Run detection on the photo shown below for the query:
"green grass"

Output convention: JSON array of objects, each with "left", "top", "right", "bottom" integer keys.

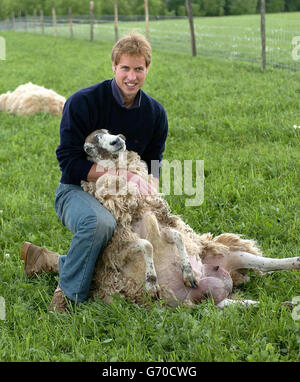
[
  {"left": 9, "top": 12, "right": 300, "bottom": 70},
  {"left": 0, "top": 30, "right": 300, "bottom": 362}
]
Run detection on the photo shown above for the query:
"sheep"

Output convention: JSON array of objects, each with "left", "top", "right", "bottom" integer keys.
[
  {"left": 82, "top": 129, "right": 300, "bottom": 308},
  {"left": 0, "top": 82, "right": 65, "bottom": 116},
  {"left": 82, "top": 129, "right": 198, "bottom": 301}
]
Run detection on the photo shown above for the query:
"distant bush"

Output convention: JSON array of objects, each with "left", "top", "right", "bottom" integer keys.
[
  {"left": 284, "top": 0, "right": 300, "bottom": 11},
  {"left": 0, "top": 0, "right": 299, "bottom": 20},
  {"left": 202, "top": 0, "right": 226, "bottom": 16},
  {"left": 225, "top": 0, "right": 258, "bottom": 15},
  {"left": 266, "top": 0, "right": 285, "bottom": 13}
]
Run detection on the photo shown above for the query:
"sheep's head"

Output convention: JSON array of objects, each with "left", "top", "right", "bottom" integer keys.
[{"left": 84, "top": 129, "right": 126, "bottom": 161}]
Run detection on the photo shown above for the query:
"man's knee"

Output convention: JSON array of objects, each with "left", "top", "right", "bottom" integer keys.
[
  {"left": 79, "top": 209, "right": 116, "bottom": 239},
  {"left": 96, "top": 210, "right": 117, "bottom": 238}
]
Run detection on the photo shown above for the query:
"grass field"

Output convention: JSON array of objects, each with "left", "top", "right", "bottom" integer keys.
[
  {"left": 4, "top": 12, "right": 300, "bottom": 70},
  {"left": 0, "top": 28, "right": 300, "bottom": 362}
]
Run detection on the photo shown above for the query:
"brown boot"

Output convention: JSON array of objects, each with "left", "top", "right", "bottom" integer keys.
[
  {"left": 48, "top": 286, "right": 69, "bottom": 313},
  {"left": 20, "top": 242, "right": 59, "bottom": 277}
]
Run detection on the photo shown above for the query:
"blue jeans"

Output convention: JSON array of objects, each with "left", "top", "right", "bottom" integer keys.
[{"left": 54, "top": 183, "right": 116, "bottom": 302}]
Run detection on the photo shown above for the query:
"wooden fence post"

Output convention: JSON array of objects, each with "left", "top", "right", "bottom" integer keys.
[
  {"left": 12, "top": 13, "right": 15, "bottom": 30},
  {"left": 69, "top": 7, "right": 73, "bottom": 38},
  {"left": 33, "top": 8, "right": 37, "bottom": 30},
  {"left": 144, "top": 0, "right": 150, "bottom": 41},
  {"left": 185, "top": 0, "right": 196, "bottom": 56},
  {"left": 114, "top": 0, "right": 119, "bottom": 43},
  {"left": 52, "top": 8, "right": 57, "bottom": 37},
  {"left": 25, "top": 11, "right": 28, "bottom": 31},
  {"left": 260, "top": 0, "right": 266, "bottom": 71},
  {"left": 40, "top": 10, "right": 44, "bottom": 34},
  {"left": 18, "top": 10, "right": 21, "bottom": 30},
  {"left": 90, "top": 1, "right": 94, "bottom": 41}
]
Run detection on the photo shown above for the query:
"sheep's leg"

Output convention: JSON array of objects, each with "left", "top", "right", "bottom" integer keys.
[
  {"left": 225, "top": 251, "right": 300, "bottom": 273},
  {"left": 161, "top": 228, "right": 198, "bottom": 289},
  {"left": 203, "top": 250, "right": 300, "bottom": 273},
  {"left": 130, "top": 238, "right": 160, "bottom": 299},
  {"left": 216, "top": 298, "right": 258, "bottom": 309}
]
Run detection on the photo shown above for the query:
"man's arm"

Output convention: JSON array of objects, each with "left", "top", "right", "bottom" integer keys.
[
  {"left": 56, "top": 94, "right": 95, "bottom": 185},
  {"left": 87, "top": 163, "right": 107, "bottom": 182}
]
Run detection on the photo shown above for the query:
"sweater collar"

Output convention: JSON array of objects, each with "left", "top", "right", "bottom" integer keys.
[{"left": 111, "top": 78, "right": 141, "bottom": 109}]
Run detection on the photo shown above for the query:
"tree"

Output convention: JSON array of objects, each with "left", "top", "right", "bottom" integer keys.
[
  {"left": 0, "top": 0, "right": 42, "bottom": 18},
  {"left": 202, "top": 0, "right": 225, "bottom": 16},
  {"left": 285, "top": 0, "right": 300, "bottom": 11},
  {"left": 1, "top": 0, "right": 299, "bottom": 20},
  {"left": 148, "top": 0, "right": 169, "bottom": 15},
  {"left": 102, "top": 0, "right": 136, "bottom": 15},
  {"left": 191, "top": 3, "right": 203, "bottom": 16},
  {"left": 226, "top": 0, "right": 258, "bottom": 15},
  {"left": 166, "top": 0, "right": 185, "bottom": 15},
  {"left": 0, "top": 0, "right": 10, "bottom": 19},
  {"left": 266, "top": 0, "right": 285, "bottom": 12}
]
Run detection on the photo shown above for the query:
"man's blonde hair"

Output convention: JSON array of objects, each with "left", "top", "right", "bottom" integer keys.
[{"left": 111, "top": 32, "right": 152, "bottom": 68}]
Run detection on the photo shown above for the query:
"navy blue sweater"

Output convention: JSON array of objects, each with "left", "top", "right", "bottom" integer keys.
[{"left": 56, "top": 79, "right": 168, "bottom": 185}]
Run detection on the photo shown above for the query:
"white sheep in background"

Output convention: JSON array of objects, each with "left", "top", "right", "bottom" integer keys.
[{"left": 0, "top": 82, "right": 65, "bottom": 116}]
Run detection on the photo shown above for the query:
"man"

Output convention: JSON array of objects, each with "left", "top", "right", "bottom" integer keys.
[{"left": 20, "top": 33, "right": 168, "bottom": 313}]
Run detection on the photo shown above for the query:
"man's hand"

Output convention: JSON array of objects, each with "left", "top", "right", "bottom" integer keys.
[
  {"left": 123, "top": 170, "right": 158, "bottom": 196},
  {"left": 87, "top": 163, "right": 117, "bottom": 182},
  {"left": 87, "top": 164, "right": 158, "bottom": 196}
]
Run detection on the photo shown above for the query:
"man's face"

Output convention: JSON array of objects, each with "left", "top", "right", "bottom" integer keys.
[{"left": 112, "top": 54, "right": 149, "bottom": 103}]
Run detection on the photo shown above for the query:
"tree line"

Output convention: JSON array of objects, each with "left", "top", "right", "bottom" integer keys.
[{"left": 0, "top": 0, "right": 299, "bottom": 19}]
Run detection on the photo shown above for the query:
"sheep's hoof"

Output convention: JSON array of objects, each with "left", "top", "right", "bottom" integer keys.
[
  {"left": 145, "top": 276, "right": 161, "bottom": 300},
  {"left": 184, "top": 278, "right": 198, "bottom": 289},
  {"left": 152, "top": 287, "right": 161, "bottom": 300},
  {"left": 183, "top": 268, "right": 198, "bottom": 289}
]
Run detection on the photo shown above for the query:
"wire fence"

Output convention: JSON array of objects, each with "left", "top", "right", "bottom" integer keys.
[{"left": 0, "top": 13, "right": 299, "bottom": 71}]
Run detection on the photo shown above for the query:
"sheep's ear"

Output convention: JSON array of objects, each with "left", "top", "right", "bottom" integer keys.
[
  {"left": 118, "top": 134, "right": 126, "bottom": 141},
  {"left": 84, "top": 142, "right": 97, "bottom": 158}
]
